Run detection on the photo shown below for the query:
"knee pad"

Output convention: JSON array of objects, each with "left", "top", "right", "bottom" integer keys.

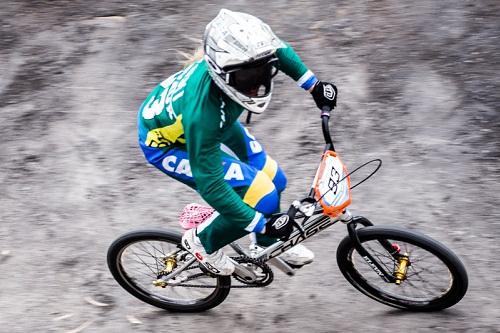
[
  {"left": 254, "top": 188, "right": 280, "bottom": 216},
  {"left": 243, "top": 171, "right": 280, "bottom": 216},
  {"left": 273, "top": 167, "right": 287, "bottom": 193},
  {"left": 260, "top": 156, "right": 287, "bottom": 193}
]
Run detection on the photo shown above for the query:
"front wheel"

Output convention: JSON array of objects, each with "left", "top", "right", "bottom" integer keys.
[
  {"left": 336, "top": 225, "right": 468, "bottom": 311},
  {"left": 107, "top": 229, "right": 231, "bottom": 312}
]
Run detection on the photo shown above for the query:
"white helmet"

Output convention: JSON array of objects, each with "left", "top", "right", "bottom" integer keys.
[{"left": 203, "top": 9, "right": 284, "bottom": 114}]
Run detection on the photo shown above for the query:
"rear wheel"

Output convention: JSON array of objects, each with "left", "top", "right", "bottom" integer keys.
[
  {"left": 107, "top": 229, "right": 231, "bottom": 312},
  {"left": 336, "top": 225, "right": 468, "bottom": 311}
]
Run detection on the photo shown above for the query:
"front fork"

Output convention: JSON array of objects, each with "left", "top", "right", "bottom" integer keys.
[{"left": 345, "top": 213, "right": 408, "bottom": 284}]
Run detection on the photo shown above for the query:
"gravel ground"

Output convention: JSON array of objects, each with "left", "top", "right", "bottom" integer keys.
[{"left": 1, "top": 1, "right": 499, "bottom": 332}]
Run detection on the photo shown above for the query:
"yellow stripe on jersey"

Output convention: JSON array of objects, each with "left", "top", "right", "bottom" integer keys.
[
  {"left": 261, "top": 156, "right": 278, "bottom": 181},
  {"left": 243, "top": 171, "right": 275, "bottom": 208},
  {"left": 145, "top": 115, "right": 186, "bottom": 148}
]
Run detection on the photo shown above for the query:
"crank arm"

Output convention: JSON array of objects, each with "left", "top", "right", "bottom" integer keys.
[
  {"left": 268, "top": 257, "right": 295, "bottom": 276},
  {"left": 230, "top": 259, "right": 258, "bottom": 282}
]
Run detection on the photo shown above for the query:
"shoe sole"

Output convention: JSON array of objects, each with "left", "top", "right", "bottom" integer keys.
[{"left": 285, "top": 259, "right": 314, "bottom": 269}]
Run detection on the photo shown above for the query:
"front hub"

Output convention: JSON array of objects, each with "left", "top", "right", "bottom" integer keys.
[{"left": 394, "top": 253, "right": 410, "bottom": 285}]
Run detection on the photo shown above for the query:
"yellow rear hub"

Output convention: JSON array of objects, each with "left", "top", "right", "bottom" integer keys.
[
  {"left": 163, "top": 256, "right": 177, "bottom": 274},
  {"left": 153, "top": 256, "right": 178, "bottom": 288},
  {"left": 153, "top": 279, "right": 167, "bottom": 288}
]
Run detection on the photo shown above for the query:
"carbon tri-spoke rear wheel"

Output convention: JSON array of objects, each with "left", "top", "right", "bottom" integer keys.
[
  {"left": 107, "top": 229, "right": 231, "bottom": 312},
  {"left": 336, "top": 225, "right": 468, "bottom": 311}
]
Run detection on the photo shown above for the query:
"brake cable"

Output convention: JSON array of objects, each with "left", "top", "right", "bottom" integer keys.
[{"left": 314, "top": 158, "right": 382, "bottom": 205}]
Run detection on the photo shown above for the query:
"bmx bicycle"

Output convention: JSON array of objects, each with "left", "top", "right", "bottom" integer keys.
[{"left": 107, "top": 108, "right": 468, "bottom": 312}]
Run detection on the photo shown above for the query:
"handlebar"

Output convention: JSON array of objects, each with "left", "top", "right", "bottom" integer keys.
[
  {"left": 282, "top": 106, "right": 337, "bottom": 239},
  {"left": 321, "top": 106, "right": 335, "bottom": 152}
]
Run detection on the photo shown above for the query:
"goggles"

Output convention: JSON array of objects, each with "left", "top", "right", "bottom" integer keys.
[{"left": 224, "top": 56, "right": 279, "bottom": 97}]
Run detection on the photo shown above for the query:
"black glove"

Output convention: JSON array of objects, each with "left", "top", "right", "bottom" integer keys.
[
  {"left": 263, "top": 213, "right": 294, "bottom": 240},
  {"left": 311, "top": 81, "right": 338, "bottom": 110}
]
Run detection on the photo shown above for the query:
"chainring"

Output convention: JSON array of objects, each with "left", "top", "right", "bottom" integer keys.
[{"left": 232, "top": 256, "right": 274, "bottom": 287}]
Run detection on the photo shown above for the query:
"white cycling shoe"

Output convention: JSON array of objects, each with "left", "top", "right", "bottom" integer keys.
[
  {"left": 181, "top": 228, "right": 235, "bottom": 276},
  {"left": 250, "top": 243, "right": 315, "bottom": 267}
]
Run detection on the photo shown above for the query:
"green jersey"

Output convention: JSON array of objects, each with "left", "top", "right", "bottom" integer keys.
[{"left": 138, "top": 42, "right": 316, "bottom": 228}]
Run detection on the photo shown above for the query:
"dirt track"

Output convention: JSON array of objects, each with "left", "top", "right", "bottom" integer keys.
[{"left": 1, "top": 1, "right": 499, "bottom": 332}]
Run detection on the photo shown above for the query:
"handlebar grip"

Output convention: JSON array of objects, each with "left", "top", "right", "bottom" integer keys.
[{"left": 321, "top": 106, "right": 331, "bottom": 117}]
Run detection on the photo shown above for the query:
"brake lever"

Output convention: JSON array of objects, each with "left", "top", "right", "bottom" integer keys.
[
  {"left": 290, "top": 200, "right": 306, "bottom": 238},
  {"left": 293, "top": 220, "right": 306, "bottom": 237}
]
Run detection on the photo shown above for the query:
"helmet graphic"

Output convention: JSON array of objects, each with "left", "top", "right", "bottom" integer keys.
[{"left": 203, "top": 9, "right": 284, "bottom": 113}]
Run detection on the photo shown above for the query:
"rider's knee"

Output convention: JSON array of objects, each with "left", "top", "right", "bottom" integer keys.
[
  {"left": 260, "top": 156, "right": 287, "bottom": 193},
  {"left": 254, "top": 188, "right": 279, "bottom": 216},
  {"left": 273, "top": 167, "right": 287, "bottom": 193},
  {"left": 243, "top": 171, "right": 280, "bottom": 215}
]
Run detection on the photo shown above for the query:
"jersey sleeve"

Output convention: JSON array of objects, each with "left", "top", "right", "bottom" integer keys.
[
  {"left": 182, "top": 85, "right": 258, "bottom": 228},
  {"left": 275, "top": 42, "right": 318, "bottom": 90}
]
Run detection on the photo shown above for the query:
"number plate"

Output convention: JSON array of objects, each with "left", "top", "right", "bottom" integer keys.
[{"left": 312, "top": 151, "right": 352, "bottom": 217}]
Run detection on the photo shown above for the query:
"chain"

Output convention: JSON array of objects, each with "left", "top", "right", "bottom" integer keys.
[
  {"left": 167, "top": 256, "right": 273, "bottom": 289},
  {"left": 231, "top": 255, "right": 274, "bottom": 287}
]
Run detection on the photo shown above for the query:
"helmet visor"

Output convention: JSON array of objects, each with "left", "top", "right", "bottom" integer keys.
[{"left": 226, "top": 57, "right": 278, "bottom": 97}]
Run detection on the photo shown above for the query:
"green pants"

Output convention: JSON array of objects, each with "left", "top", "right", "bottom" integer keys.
[{"left": 143, "top": 121, "right": 287, "bottom": 253}]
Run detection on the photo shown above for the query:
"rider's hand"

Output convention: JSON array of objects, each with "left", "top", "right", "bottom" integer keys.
[
  {"left": 262, "top": 213, "right": 293, "bottom": 240},
  {"left": 311, "top": 81, "right": 337, "bottom": 110}
]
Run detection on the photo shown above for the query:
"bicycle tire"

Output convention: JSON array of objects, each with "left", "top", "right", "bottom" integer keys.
[
  {"left": 336, "top": 225, "right": 468, "bottom": 311},
  {"left": 107, "top": 229, "right": 231, "bottom": 312}
]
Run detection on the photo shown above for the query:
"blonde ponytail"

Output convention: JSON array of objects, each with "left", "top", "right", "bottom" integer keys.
[{"left": 177, "top": 47, "right": 204, "bottom": 67}]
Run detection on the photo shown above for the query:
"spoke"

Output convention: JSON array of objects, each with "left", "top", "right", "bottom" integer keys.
[
  {"left": 409, "top": 262, "right": 445, "bottom": 275},
  {"left": 364, "top": 243, "right": 394, "bottom": 273},
  {"left": 370, "top": 247, "right": 396, "bottom": 261},
  {"left": 369, "top": 248, "right": 395, "bottom": 267},
  {"left": 127, "top": 250, "right": 160, "bottom": 276},
  {"left": 407, "top": 247, "right": 436, "bottom": 262},
  {"left": 161, "top": 242, "right": 168, "bottom": 259},
  {"left": 407, "top": 267, "right": 448, "bottom": 290},
  {"left": 413, "top": 281, "right": 442, "bottom": 297},
  {"left": 147, "top": 241, "right": 168, "bottom": 257},
  {"left": 117, "top": 238, "right": 226, "bottom": 306},
  {"left": 398, "top": 283, "right": 412, "bottom": 297},
  {"left": 407, "top": 266, "right": 444, "bottom": 277},
  {"left": 351, "top": 238, "right": 455, "bottom": 303},
  {"left": 167, "top": 284, "right": 185, "bottom": 300},
  {"left": 406, "top": 273, "right": 444, "bottom": 295},
  {"left": 135, "top": 243, "right": 165, "bottom": 268},
  {"left": 126, "top": 252, "right": 163, "bottom": 259},
  {"left": 150, "top": 242, "right": 159, "bottom": 273},
  {"left": 124, "top": 256, "right": 160, "bottom": 269},
  {"left": 403, "top": 243, "right": 409, "bottom": 254},
  {"left": 410, "top": 253, "right": 437, "bottom": 264},
  {"left": 403, "top": 279, "right": 432, "bottom": 298},
  {"left": 136, "top": 242, "right": 159, "bottom": 259},
  {"left": 127, "top": 266, "right": 158, "bottom": 279}
]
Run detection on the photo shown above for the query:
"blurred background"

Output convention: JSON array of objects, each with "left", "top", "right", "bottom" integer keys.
[{"left": 1, "top": 1, "right": 499, "bottom": 332}]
